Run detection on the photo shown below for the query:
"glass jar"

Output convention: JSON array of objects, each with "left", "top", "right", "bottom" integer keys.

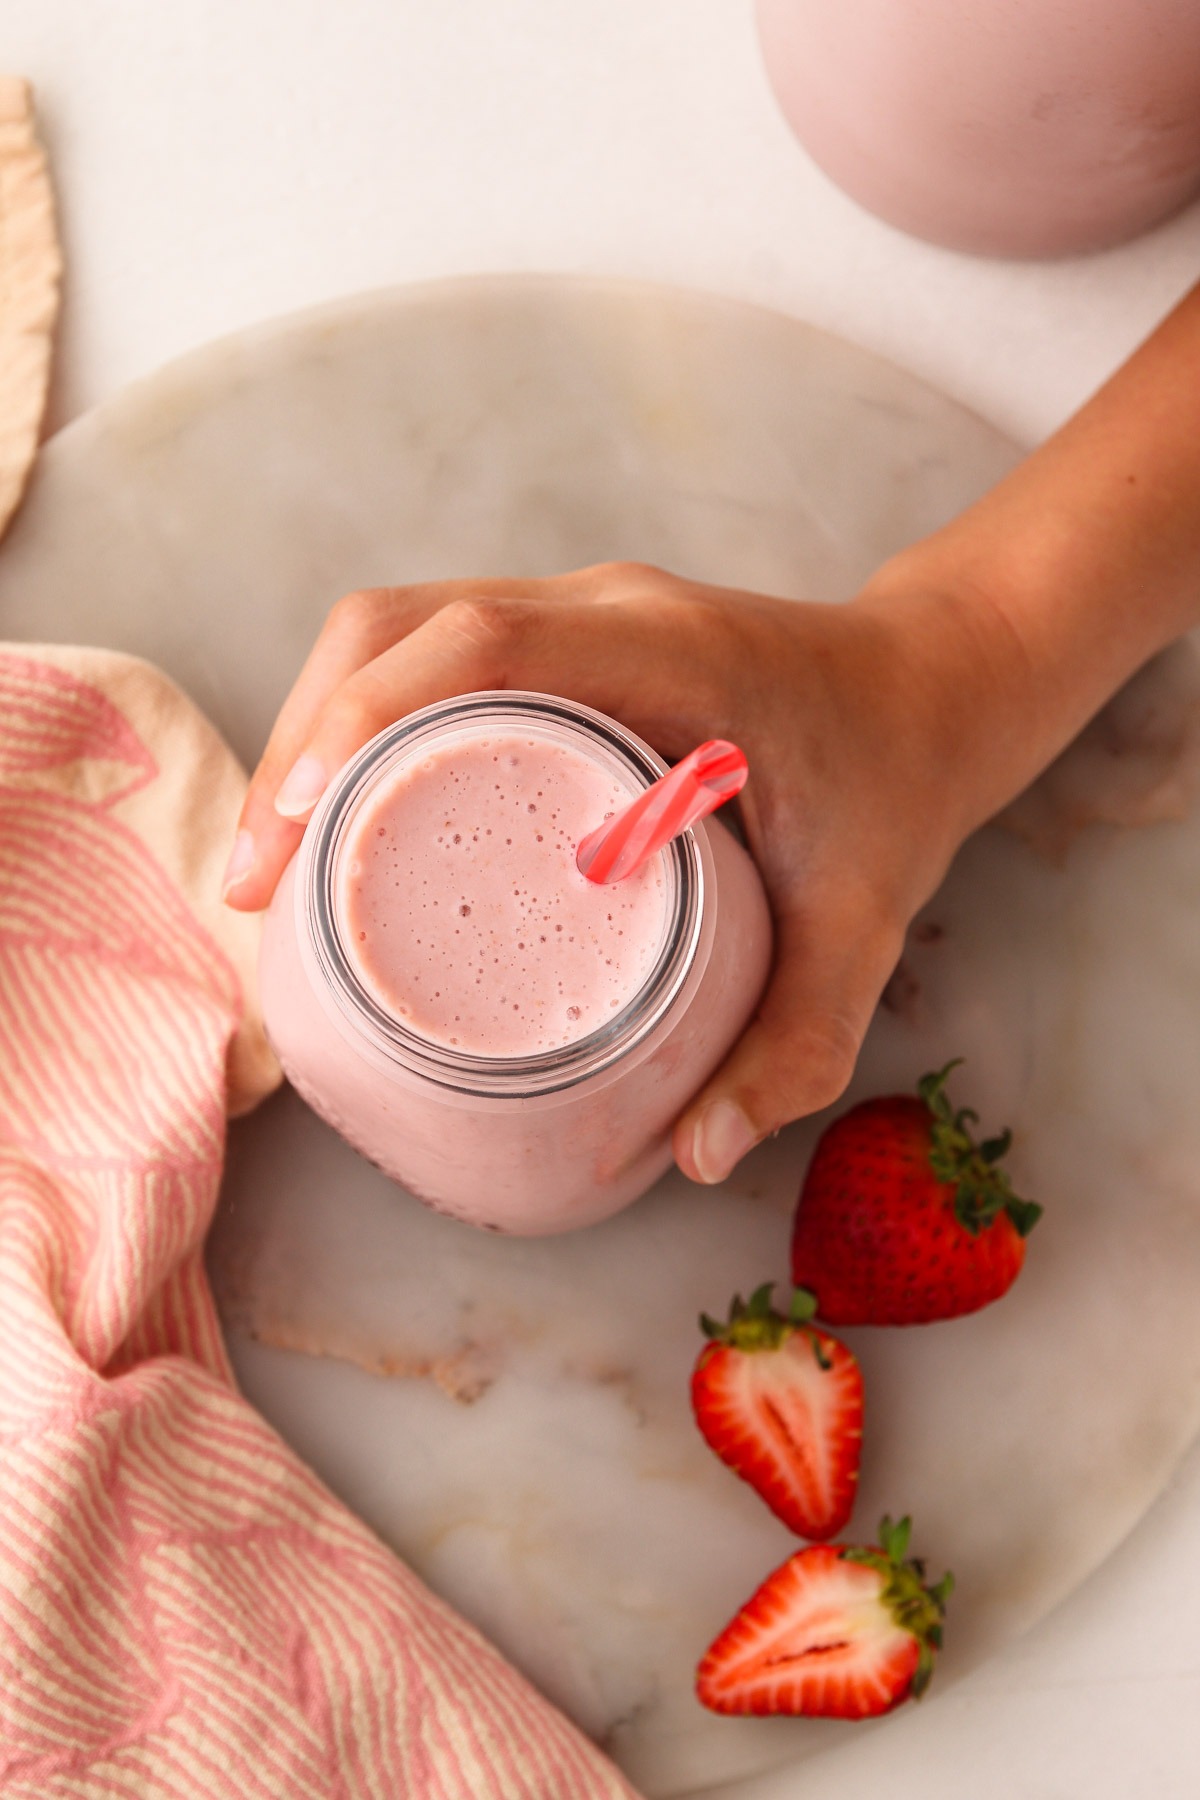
[
  {"left": 259, "top": 692, "right": 773, "bottom": 1234},
  {"left": 756, "top": 0, "right": 1200, "bottom": 257}
]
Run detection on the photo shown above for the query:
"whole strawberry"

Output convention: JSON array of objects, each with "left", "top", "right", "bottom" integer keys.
[
  {"left": 791, "top": 1061, "right": 1042, "bottom": 1326},
  {"left": 691, "top": 1284, "right": 863, "bottom": 1540},
  {"left": 697, "top": 1514, "right": 952, "bottom": 1718}
]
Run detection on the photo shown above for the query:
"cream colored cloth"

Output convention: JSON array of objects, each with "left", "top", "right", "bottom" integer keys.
[
  {"left": 0, "top": 84, "right": 642, "bottom": 1800},
  {"left": 0, "top": 77, "right": 60, "bottom": 535}
]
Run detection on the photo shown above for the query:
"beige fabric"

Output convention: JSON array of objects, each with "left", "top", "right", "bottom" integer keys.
[
  {"left": 0, "top": 641, "right": 637, "bottom": 1799},
  {"left": 0, "top": 81, "right": 275, "bottom": 1112},
  {"left": 0, "top": 100, "right": 642, "bottom": 1798},
  {"left": 12, "top": 640, "right": 283, "bottom": 1114},
  {"left": 0, "top": 77, "right": 61, "bottom": 537}
]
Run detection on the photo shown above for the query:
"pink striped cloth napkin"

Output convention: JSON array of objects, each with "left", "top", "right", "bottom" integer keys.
[{"left": 0, "top": 644, "right": 642, "bottom": 1800}]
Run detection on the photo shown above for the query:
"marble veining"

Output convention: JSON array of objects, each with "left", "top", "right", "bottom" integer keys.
[
  {"left": 2, "top": 278, "right": 1199, "bottom": 1799},
  {"left": 998, "top": 637, "right": 1200, "bottom": 860}
]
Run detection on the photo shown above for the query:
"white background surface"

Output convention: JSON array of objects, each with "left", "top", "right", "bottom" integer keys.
[{"left": 3, "top": 2, "right": 1199, "bottom": 1794}]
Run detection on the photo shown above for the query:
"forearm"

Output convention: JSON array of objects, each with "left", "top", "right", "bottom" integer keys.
[{"left": 863, "top": 280, "right": 1200, "bottom": 834}]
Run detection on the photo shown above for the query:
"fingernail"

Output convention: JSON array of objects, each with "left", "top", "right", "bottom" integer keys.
[
  {"left": 275, "top": 753, "right": 328, "bottom": 820},
  {"left": 221, "top": 829, "right": 256, "bottom": 899},
  {"left": 690, "top": 1100, "right": 757, "bottom": 1185}
]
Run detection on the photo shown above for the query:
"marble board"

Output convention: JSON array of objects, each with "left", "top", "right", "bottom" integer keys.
[{"left": 2, "top": 277, "right": 1200, "bottom": 1799}]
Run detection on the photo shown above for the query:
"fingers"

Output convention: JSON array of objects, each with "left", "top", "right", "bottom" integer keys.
[
  {"left": 223, "top": 577, "right": 586, "bottom": 912},
  {"left": 672, "top": 903, "right": 904, "bottom": 1184},
  {"left": 225, "top": 574, "right": 721, "bottom": 910},
  {"left": 271, "top": 595, "right": 572, "bottom": 803},
  {"left": 224, "top": 585, "right": 445, "bottom": 909},
  {"left": 257, "top": 579, "right": 560, "bottom": 789},
  {"left": 274, "top": 587, "right": 715, "bottom": 799}
]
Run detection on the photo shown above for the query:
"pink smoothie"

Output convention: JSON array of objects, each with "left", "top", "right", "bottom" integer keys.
[
  {"left": 756, "top": 0, "right": 1200, "bottom": 257},
  {"left": 339, "top": 733, "right": 669, "bottom": 1057},
  {"left": 259, "top": 695, "right": 774, "bottom": 1234}
]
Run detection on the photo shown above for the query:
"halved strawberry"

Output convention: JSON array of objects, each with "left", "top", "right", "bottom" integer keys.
[
  {"left": 697, "top": 1515, "right": 952, "bottom": 1718},
  {"left": 690, "top": 1284, "right": 863, "bottom": 1540}
]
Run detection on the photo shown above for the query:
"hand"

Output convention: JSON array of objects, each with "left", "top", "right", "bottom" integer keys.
[
  {"left": 227, "top": 284, "right": 1200, "bottom": 1181},
  {"left": 224, "top": 562, "right": 1025, "bottom": 1182}
]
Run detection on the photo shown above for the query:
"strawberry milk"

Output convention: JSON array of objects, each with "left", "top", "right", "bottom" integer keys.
[
  {"left": 259, "top": 693, "right": 772, "bottom": 1233},
  {"left": 342, "top": 732, "right": 670, "bottom": 1057}
]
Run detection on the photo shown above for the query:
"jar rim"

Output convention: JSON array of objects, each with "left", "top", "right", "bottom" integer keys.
[{"left": 298, "top": 691, "right": 705, "bottom": 1098}]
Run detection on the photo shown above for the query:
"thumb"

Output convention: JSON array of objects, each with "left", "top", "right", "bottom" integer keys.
[{"left": 672, "top": 907, "right": 903, "bottom": 1184}]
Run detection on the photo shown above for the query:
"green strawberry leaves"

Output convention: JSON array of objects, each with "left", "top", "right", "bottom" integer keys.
[
  {"left": 918, "top": 1060, "right": 1043, "bottom": 1240},
  {"left": 700, "top": 1283, "right": 832, "bottom": 1368},
  {"left": 843, "top": 1515, "right": 955, "bottom": 1699}
]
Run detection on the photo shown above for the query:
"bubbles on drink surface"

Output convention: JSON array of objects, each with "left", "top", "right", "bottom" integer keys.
[{"left": 341, "top": 734, "right": 668, "bottom": 1054}]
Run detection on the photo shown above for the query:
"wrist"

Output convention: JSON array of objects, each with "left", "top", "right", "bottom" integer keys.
[{"left": 851, "top": 559, "right": 1051, "bottom": 848}]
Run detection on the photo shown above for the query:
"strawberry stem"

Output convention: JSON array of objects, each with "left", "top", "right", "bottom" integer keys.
[
  {"left": 843, "top": 1515, "right": 953, "bottom": 1700},
  {"left": 788, "top": 1288, "right": 819, "bottom": 1326},
  {"left": 699, "top": 1284, "right": 836, "bottom": 1368},
  {"left": 917, "top": 1062, "right": 1042, "bottom": 1239}
]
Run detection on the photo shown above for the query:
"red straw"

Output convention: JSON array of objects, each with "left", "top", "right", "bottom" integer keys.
[{"left": 576, "top": 740, "right": 749, "bottom": 885}]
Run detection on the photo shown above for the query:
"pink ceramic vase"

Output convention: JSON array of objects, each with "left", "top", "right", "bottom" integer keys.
[{"left": 756, "top": 0, "right": 1200, "bottom": 257}]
